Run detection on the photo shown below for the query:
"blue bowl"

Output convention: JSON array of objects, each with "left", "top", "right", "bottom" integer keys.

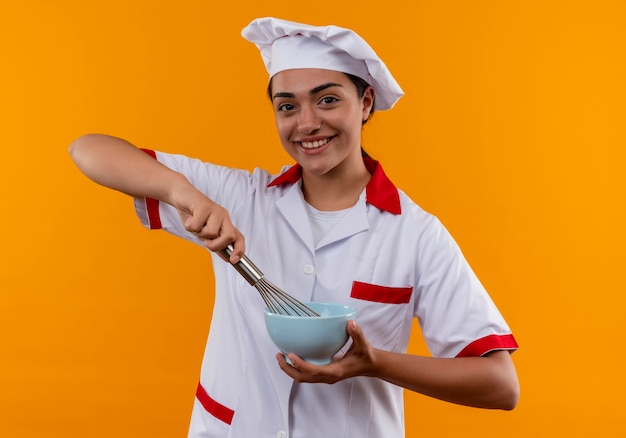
[{"left": 264, "top": 302, "right": 356, "bottom": 365}]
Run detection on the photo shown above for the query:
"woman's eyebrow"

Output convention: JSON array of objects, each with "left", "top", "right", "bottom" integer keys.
[
  {"left": 310, "top": 82, "right": 343, "bottom": 95},
  {"left": 273, "top": 92, "right": 295, "bottom": 100},
  {"left": 272, "top": 83, "right": 344, "bottom": 101}
]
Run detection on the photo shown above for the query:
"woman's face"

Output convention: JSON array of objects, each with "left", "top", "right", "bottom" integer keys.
[{"left": 270, "top": 69, "right": 374, "bottom": 178}]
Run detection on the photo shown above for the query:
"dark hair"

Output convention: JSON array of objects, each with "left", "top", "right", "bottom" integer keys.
[
  {"left": 267, "top": 72, "right": 375, "bottom": 158},
  {"left": 344, "top": 73, "right": 376, "bottom": 125}
]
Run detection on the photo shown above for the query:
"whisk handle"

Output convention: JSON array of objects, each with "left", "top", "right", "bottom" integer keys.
[{"left": 219, "top": 244, "right": 264, "bottom": 286}]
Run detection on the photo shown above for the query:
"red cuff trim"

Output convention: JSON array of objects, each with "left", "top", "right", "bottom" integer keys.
[
  {"left": 456, "top": 334, "right": 519, "bottom": 358},
  {"left": 196, "top": 382, "right": 234, "bottom": 425},
  {"left": 139, "top": 149, "right": 162, "bottom": 230}
]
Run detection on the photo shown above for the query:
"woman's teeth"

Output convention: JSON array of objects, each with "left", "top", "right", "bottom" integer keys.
[{"left": 301, "top": 137, "right": 330, "bottom": 149}]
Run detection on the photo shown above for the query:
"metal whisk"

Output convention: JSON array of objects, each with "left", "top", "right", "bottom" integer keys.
[{"left": 219, "top": 244, "right": 320, "bottom": 317}]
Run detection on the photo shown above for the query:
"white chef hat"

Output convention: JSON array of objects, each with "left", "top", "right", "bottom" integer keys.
[{"left": 241, "top": 17, "right": 404, "bottom": 110}]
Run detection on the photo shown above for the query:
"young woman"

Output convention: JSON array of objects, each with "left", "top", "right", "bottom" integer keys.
[{"left": 70, "top": 17, "right": 519, "bottom": 438}]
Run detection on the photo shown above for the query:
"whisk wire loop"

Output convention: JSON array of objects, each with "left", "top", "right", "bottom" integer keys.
[{"left": 219, "top": 245, "right": 320, "bottom": 317}]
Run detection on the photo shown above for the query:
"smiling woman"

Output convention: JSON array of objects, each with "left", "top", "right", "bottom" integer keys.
[
  {"left": 269, "top": 69, "right": 374, "bottom": 199},
  {"left": 3, "top": 1, "right": 626, "bottom": 436},
  {"left": 68, "top": 16, "right": 518, "bottom": 438}
]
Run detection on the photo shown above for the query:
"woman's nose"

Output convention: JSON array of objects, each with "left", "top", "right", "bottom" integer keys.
[{"left": 297, "top": 106, "right": 321, "bottom": 134}]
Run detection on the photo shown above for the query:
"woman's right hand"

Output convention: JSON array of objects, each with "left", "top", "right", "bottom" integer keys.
[{"left": 173, "top": 186, "right": 245, "bottom": 263}]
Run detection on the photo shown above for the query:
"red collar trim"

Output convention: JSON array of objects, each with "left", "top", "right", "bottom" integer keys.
[{"left": 268, "top": 158, "right": 401, "bottom": 214}]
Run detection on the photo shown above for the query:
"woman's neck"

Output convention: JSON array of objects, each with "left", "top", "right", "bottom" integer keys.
[{"left": 301, "top": 158, "right": 371, "bottom": 211}]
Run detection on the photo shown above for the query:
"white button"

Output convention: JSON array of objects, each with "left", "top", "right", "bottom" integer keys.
[
  {"left": 276, "top": 431, "right": 287, "bottom": 438},
  {"left": 303, "top": 264, "right": 315, "bottom": 275}
]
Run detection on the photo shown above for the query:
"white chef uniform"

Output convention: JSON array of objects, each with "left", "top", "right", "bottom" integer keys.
[{"left": 134, "top": 152, "right": 518, "bottom": 437}]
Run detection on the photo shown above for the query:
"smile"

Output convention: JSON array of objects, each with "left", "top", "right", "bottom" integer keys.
[{"left": 299, "top": 136, "right": 334, "bottom": 149}]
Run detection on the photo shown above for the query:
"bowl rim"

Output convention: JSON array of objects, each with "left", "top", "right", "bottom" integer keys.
[{"left": 264, "top": 302, "right": 356, "bottom": 319}]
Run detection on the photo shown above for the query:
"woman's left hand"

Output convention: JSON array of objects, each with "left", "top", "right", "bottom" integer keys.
[{"left": 275, "top": 320, "right": 376, "bottom": 384}]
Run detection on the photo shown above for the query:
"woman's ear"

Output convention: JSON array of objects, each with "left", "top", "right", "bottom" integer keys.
[{"left": 362, "top": 86, "right": 375, "bottom": 122}]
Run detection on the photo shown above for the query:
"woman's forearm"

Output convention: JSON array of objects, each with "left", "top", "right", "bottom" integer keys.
[
  {"left": 69, "top": 133, "right": 246, "bottom": 257},
  {"left": 68, "top": 133, "right": 188, "bottom": 203},
  {"left": 371, "top": 349, "right": 519, "bottom": 410}
]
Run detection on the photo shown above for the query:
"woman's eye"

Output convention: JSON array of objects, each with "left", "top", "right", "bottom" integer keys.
[
  {"left": 320, "top": 96, "right": 338, "bottom": 105},
  {"left": 277, "top": 103, "right": 296, "bottom": 112}
]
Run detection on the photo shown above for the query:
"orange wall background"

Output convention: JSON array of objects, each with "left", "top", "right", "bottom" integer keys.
[{"left": 1, "top": 1, "right": 625, "bottom": 436}]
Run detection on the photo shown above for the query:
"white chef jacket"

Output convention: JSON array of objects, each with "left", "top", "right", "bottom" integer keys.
[{"left": 135, "top": 151, "right": 518, "bottom": 438}]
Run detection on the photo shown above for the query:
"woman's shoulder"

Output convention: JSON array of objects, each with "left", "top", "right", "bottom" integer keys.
[{"left": 396, "top": 189, "right": 438, "bottom": 222}]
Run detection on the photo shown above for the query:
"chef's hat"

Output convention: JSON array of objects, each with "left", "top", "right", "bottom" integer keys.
[{"left": 241, "top": 17, "right": 404, "bottom": 110}]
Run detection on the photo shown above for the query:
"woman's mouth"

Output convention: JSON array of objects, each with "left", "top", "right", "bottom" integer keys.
[{"left": 299, "top": 136, "right": 334, "bottom": 149}]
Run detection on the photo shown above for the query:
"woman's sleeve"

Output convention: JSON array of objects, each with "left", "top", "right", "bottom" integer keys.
[
  {"left": 414, "top": 218, "right": 519, "bottom": 358},
  {"left": 133, "top": 150, "right": 262, "bottom": 246}
]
